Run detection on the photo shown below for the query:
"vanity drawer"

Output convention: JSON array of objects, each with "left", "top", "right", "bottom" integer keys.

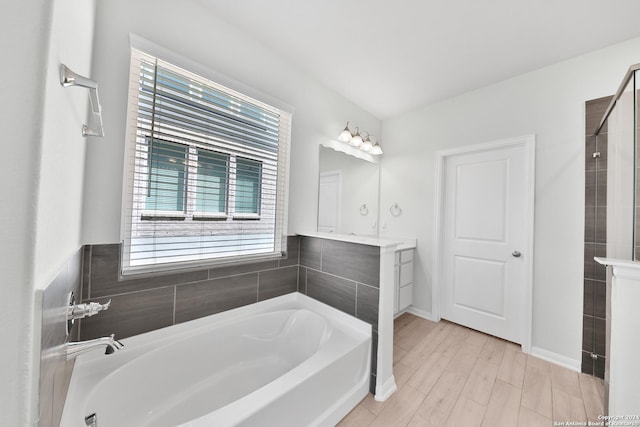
[{"left": 400, "top": 249, "right": 414, "bottom": 263}]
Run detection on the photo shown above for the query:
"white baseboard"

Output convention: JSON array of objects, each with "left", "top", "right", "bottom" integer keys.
[
  {"left": 530, "top": 346, "right": 581, "bottom": 372},
  {"left": 406, "top": 306, "right": 437, "bottom": 322},
  {"left": 374, "top": 376, "right": 398, "bottom": 402}
]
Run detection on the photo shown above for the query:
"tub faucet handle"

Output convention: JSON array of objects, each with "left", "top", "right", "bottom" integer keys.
[{"left": 68, "top": 299, "right": 111, "bottom": 321}]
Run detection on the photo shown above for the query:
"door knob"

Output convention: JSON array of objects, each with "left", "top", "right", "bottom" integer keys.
[{"left": 512, "top": 251, "right": 522, "bottom": 258}]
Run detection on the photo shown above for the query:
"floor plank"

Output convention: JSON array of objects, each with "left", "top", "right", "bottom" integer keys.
[
  {"left": 521, "top": 360, "right": 553, "bottom": 419},
  {"left": 415, "top": 370, "right": 467, "bottom": 427},
  {"left": 482, "top": 380, "right": 522, "bottom": 427},
  {"left": 517, "top": 406, "right": 553, "bottom": 427},
  {"left": 497, "top": 348, "right": 527, "bottom": 387}
]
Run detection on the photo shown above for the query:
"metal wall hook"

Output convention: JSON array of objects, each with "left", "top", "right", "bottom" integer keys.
[
  {"left": 60, "top": 64, "right": 105, "bottom": 137},
  {"left": 390, "top": 203, "right": 402, "bottom": 217}
]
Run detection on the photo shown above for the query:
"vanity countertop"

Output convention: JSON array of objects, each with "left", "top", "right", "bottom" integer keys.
[{"left": 296, "top": 231, "right": 416, "bottom": 251}]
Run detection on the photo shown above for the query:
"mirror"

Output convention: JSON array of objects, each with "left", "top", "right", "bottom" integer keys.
[{"left": 317, "top": 145, "right": 380, "bottom": 236}]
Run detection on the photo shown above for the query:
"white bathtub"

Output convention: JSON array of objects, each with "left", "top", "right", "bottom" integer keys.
[{"left": 60, "top": 293, "right": 371, "bottom": 427}]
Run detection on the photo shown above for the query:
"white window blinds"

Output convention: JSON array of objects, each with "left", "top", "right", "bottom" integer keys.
[{"left": 121, "top": 48, "right": 291, "bottom": 274}]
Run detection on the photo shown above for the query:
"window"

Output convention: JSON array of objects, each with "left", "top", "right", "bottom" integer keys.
[
  {"left": 121, "top": 47, "right": 292, "bottom": 273},
  {"left": 235, "top": 157, "right": 261, "bottom": 215}
]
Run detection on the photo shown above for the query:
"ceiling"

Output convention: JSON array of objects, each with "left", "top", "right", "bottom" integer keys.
[{"left": 201, "top": 0, "right": 640, "bottom": 119}]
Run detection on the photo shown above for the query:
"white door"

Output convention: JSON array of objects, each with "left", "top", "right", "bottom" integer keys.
[
  {"left": 318, "top": 170, "right": 341, "bottom": 233},
  {"left": 439, "top": 138, "right": 534, "bottom": 345}
]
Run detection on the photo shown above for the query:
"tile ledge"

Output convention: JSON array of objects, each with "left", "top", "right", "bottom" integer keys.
[{"left": 297, "top": 231, "right": 416, "bottom": 249}]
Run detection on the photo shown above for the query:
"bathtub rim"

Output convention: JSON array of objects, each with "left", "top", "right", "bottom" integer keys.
[{"left": 73, "top": 292, "right": 370, "bottom": 368}]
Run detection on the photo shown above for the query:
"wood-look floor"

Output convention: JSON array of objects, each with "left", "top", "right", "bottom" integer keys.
[{"left": 339, "top": 313, "right": 605, "bottom": 427}]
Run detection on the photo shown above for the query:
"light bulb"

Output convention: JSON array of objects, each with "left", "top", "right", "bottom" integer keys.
[
  {"left": 370, "top": 142, "right": 383, "bottom": 155},
  {"left": 350, "top": 127, "right": 363, "bottom": 147},
  {"left": 362, "top": 135, "right": 373, "bottom": 152},
  {"left": 337, "top": 122, "right": 352, "bottom": 142}
]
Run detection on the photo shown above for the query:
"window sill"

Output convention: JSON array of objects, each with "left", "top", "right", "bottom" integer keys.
[
  {"left": 193, "top": 213, "right": 228, "bottom": 221},
  {"left": 141, "top": 211, "right": 187, "bottom": 221},
  {"left": 232, "top": 214, "right": 261, "bottom": 220}
]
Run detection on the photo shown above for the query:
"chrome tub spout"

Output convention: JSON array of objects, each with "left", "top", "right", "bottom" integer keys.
[{"left": 66, "top": 334, "right": 124, "bottom": 359}]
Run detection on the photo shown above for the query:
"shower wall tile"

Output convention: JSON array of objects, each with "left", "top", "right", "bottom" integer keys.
[
  {"left": 596, "top": 133, "right": 608, "bottom": 169},
  {"left": 89, "top": 244, "right": 208, "bottom": 298},
  {"left": 322, "top": 240, "right": 380, "bottom": 287},
  {"left": 585, "top": 135, "right": 598, "bottom": 171},
  {"left": 279, "top": 235, "right": 300, "bottom": 267},
  {"left": 258, "top": 266, "right": 298, "bottom": 301},
  {"left": 298, "top": 266, "right": 308, "bottom": 294},
  {"left": 596, "top": 170, "right": 607, "bottom": 207},
  {"left": 583, "top": 243, "right": 595, "bottom": 280},
  {"left": 583, "top": 280, "right": 594, "bottom": 316},
  {"left": 585, "top": 96, "right": 612, "bottom": 135},
  {"left": 594, "top": 317, "right": 606, "bottom": 356},
  {"left": 594, "top": 282, "right": 606, "bottom": 319},
  {"left": 356, "top": 283, "right": 379, "bottom": 330},
  {"left": 594, "top": 356, "right": 606, "bottom": 379},
  {"left": 175, "top": 273, "right": 258, "bottom": 324},
  {"left": 80, "top": 287, "right": 175, "bottom": 340},
  {"left": 584, "top": 206, "right": 596, "bottom": 242},
  {"left": 306, "top": 269, "right": 357, "bottom": 316},
  {"left": 300, "top": 236, "right": 322, "bottom": 270},
  {"left": 595, "top": 207, "right": 607, "bottom": 244},
  {"left": 209, "top": 260, "right": 279, "bottom": 280},
  {"left": 582, "top": 315, "right": 594, "bottom": 353},
  {"left": 584, "top": 171, "right": 597, "bottom": 207},
  {"left": 81, "top": 245, "right": 91, "bottom": 301},
  {"left": 581, "top": 352, "right": 594, "bottom": 376}
]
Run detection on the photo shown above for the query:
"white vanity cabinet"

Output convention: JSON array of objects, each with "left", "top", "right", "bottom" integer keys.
[{"left": 394, "top": 249, "right": 414, "bottom": 315}]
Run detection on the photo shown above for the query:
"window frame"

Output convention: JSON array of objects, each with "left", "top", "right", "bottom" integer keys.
[{"left": 120, "top": 36, "right": 293, "bottom": 275}]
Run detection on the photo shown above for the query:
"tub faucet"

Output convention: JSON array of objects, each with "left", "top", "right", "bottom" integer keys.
[{"left": 65, "top": 334, "right": 124, "bottom": 359}]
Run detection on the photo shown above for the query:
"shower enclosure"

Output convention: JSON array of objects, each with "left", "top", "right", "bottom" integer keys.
[{"left": 594, "top": 64, "right": 640, "bottom": 260}]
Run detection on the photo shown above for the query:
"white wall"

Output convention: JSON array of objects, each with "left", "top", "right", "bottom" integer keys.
[
  {"left": 82, "top": 0, "right": 380, "bottom": 244},
  {"left": 0, "top": 0, "right": 95, "bottom": 425},
  {"left": 379, "top": 36, "right": 640, "bottom": 365}
]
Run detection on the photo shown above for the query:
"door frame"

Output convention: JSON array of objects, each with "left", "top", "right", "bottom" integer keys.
[{"left": 432, "top": 135, "right": 535, "bottom": 353}]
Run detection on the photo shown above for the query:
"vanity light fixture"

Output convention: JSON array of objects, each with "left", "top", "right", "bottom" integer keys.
[{"left": 336, "top": 122, "right": 383, "bottom": 155}]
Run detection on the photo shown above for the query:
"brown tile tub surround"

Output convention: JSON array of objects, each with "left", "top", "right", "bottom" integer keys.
[
  {"left": 583, "top": 96, "right": 611, "bottom": 379},
  {"left": 38, "top": 247, "right": 82, "bottom": 427},
  {"left": 298, "top": 236, "right": 380, "bottom": 393},
  {"left": 79, "top": 236, "right": 300, "bottom": 340}
]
